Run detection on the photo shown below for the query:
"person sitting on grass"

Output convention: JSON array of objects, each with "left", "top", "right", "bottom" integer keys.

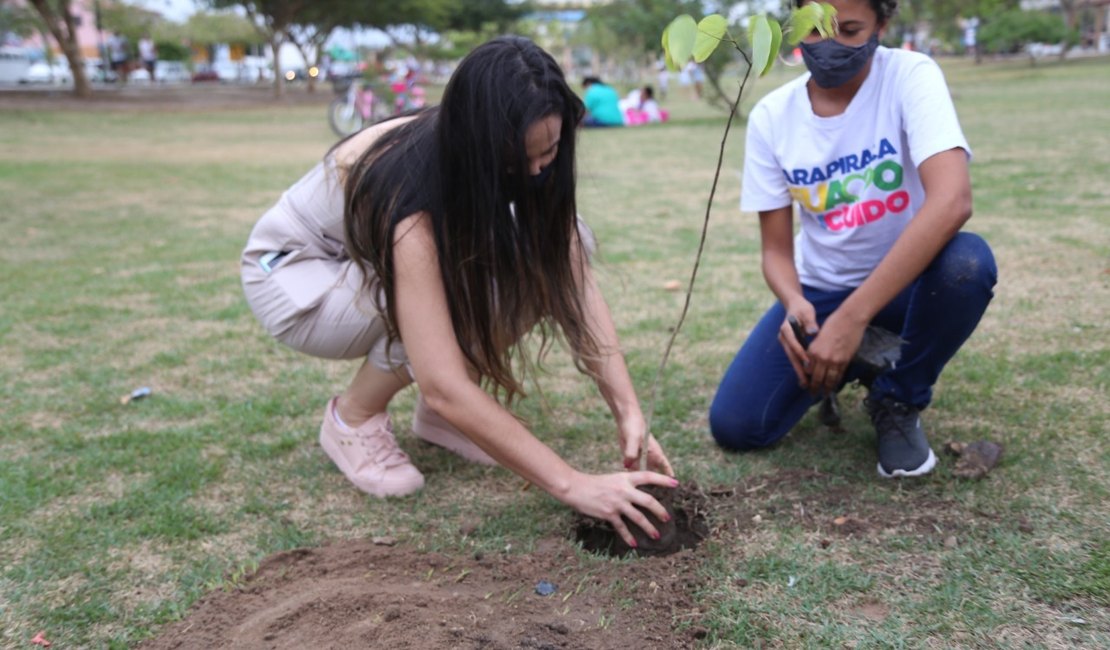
[
  {"left": 623, "top": 85, "right": 668, "bottom": 126},
  {"left": 709, "top": 0, "right": 997, "bottom": 477},
  {"left": 581, "top": 76, "right": 624, "bottom": 127},
  {"left": 241, "top": 36, "right": 676, "bottom": 548}
]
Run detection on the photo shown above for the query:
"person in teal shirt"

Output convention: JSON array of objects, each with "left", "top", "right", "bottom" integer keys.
[{"left": 582, "top": 77, "right": 624, "bottom": 127}]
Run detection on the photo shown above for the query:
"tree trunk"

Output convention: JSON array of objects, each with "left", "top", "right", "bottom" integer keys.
[
  {"left": 28, "top": 0, "right": 91, "bottom": 98},
  {"left": 271, "top": 35, "right": 285, "bottom": 99},
  {"left": 290, "top": 39, "right": 315, "bottom": 94}
]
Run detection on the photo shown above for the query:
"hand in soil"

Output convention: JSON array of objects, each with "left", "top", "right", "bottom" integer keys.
[
  {"left": 617, "top": 411, "right": 675, "bottom": 476},
  {"left": 561, "top": 470, "right": 679, "bottom": 548},
  {"left": 575, "top": 482, "right": 709, "bottom": 558}
]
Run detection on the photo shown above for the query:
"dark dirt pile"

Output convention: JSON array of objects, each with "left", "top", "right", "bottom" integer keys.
[
  {"left": 138, "top": 536, "right": 705, "bottom": 650},
  {"left": 139, "top": 469, "right": 988, "bottom": 649}
]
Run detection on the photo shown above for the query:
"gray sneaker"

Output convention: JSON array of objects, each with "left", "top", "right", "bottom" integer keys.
[{"left": 865, "top": 397, "right": 937, "bottom": 478}]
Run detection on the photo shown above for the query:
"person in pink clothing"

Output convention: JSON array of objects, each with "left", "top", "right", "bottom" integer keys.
[{"left": 241, "top": 36, "right": 676, "bottom": 548}]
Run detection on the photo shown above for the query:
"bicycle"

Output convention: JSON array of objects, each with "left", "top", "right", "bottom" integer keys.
[{"left": 328, "top": 75, "right": 389, "bottom": 138}]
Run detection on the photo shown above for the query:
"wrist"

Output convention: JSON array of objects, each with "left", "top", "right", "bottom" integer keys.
[
  {"left": 546, "top": 467, "right": 581, "bottom": 504},
  {"left": 781, "top": 292, "right": 808, "bottom": 315},
  {"left": 834, "top": 296, "right": 875, "bottom": 328},
  {"left": 614, "top": 402, "right": 645, "bottom": 429}
]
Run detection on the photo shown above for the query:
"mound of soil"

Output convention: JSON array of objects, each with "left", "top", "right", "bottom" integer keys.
[
  {"left": 140, "top": 469, "right": 986, "bottom": 648},
  {"left": 138, "top": 537, "right": 704, "bottom": 650}
]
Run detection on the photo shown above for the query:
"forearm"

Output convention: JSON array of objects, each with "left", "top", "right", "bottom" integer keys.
[
  {"left": 578, "top": 267, "right": 642, "bottom": 423},
  {"left": 759, "top": 208, "right": 806, "bottom": 310},
  {"left": 420, "top": 380, "right": 579, "bottom": 500},
  {"left": 763, "top": 248, "right": 805, "bottom": 310},
  {"left": 836, "top": 150, "right": 972, "bottom": 326},
  {"left": 836, "top": 211, "right": 963, "bottom": 326}
]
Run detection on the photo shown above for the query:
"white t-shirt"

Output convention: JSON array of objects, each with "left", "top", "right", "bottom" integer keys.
[
  {"left": 740, "top": 47, "right": 970, "bottom": 291},
  {"left": 139, "top": 38, "right": 156, "bottom": 62}
]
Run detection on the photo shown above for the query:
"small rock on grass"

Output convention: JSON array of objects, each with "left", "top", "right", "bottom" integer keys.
[{"left": 944, "top": 440, "right": 1004, "bottom": 479}]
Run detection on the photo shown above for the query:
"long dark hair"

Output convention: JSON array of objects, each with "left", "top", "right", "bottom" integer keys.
[{"left": 343, "top": 36, "right": 591, "bottom": 402}]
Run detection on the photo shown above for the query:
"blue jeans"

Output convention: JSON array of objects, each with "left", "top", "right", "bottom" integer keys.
[{"left": 709, "top": 232, "right": 998, "bottom": 451}]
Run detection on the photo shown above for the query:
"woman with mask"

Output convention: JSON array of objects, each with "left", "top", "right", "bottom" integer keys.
[
  {"left": 242, "top": 36, "right": 676, "bottom": 548},
  {"left": 709, "top": 0, "right": 997, "bottom": 477}
]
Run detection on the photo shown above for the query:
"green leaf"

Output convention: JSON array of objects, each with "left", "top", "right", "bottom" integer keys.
[
  {"left": 665, "top": 49, "right": 679, "bottom": 72},
  {"left": 761, "top": 19, "right": 783, "bottom": 77},
  {"left": 666, "top": 14, "right": 698, "bottom": 67},
  {"left": 820, "top": 2, "right": 838, "bottom": 36},
  {"left": 661, "top": 23, "right": 680, "bottom": 71},
  {"left": 749, "top": 14, "right": 772, "bottom": 78},
  {"left": 661, "top": 22, "right": 672, "bottom": 66},
  {"left": 693, "top": 14, "right": 728, "bottom": 63},
  {"left": 786, "top": 2, "right": 838, "bottom": 45}
]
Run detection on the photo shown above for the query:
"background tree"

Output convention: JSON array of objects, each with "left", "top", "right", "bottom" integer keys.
[
  {"left": 586, "top": 0, "right": 750, "bottom": 111},
  {"left": 207, "top": 0, "right": 306, "bottom": 97},
  {"left": 157, "top": 11, "right": 262, "bottom": 63},
  {"left": 349, "top": 0, "right": 525, "bottom": 74},
  {"left": 23, "top": 0, "right": 91, "bottom": 97},
  {"left": 99, "top": 0, "right": 164, "bottom": 66},
  {"left": 977, "top": 8, "right": 1073, "bottom": 61},
  {"left": 907, "top": 0, "right": 1020, "bottom": 54},
  {"left": 427, "top": 0, "right": 531, "bottom": 59},
  {"left": 0, "top": 1, "right": 40, "bottom": 39},
  {"left": 283, "top": 0, "right": 375, "bottom": 93},
  {"left": 444, "top": 0, "right": 529, "bottom": 34}
]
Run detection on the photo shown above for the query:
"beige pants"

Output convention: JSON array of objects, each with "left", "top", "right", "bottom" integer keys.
[
  {"left": 241, "top": 219, "right": 596, "bottom": 375},
  {"left": 242, "top": 252, "right": 410, "bottom": 374}
]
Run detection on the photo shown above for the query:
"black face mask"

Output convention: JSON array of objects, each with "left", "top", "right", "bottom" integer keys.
[
  {"left": 529, "top": 163, "right": 555, "bottom": 189},
  {"left": 800, "top": 34, "right": 880, "bottom": 89},
  {"left": 507, "top": 164, "right": 555, "bottom": 205}
]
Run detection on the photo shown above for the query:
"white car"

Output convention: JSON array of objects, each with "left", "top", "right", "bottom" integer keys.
[
  {"left": 0, "top": 47, "right": 31, "bottom": 84},
  {"left": 129, "top": 61, "right": 190, "bottom": 84},
  {"left": 19, "top": 61, "right": 73, "bottom": 85},
  {"left": 155, "top": 61, "right": 191, "bottom": 83}
]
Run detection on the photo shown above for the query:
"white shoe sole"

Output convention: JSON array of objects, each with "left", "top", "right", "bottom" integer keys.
[{"left": 877, "top": 448, "right": 937, "bottom": 478}]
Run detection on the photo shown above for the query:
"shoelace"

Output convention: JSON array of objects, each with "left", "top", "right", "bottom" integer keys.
[
  {"left": 871, "top": 401, "right": 917, "bottom": 442},
  {"left": 355, "top": 424, "right": 411, "bottom": 467}
]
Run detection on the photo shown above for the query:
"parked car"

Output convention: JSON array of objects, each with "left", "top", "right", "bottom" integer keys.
[
  {"left": 19, "top": 61, "right": 72, "bottom": 85},
  {"left": 191, "top": 65, "right": 220, "bottom": 83},
  {"left": 191, "top": 62, "right": 235, "bottom": 83},
  {"left": 156, "top": 60, "right": 191, "bottom": 83},
  {"left": 130, "top": 60, "right": 190, "bottom": 83},
  {"left": 0, "top": 47, "right": 31, "bottom": 84}
]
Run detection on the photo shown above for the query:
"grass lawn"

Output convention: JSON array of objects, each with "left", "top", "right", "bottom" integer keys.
[{"left": 1, "top": 55, "right": 1108, "bottom": 648}]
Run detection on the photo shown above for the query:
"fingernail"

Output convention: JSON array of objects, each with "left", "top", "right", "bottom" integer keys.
[
  {"left": 663, "top": 513, "right": 671, "bottom": 522},
  {"left": 670, "top": 478, "right": 680, "bottom": 488},
  {"left": 628, "top": 539, "right": 638, "bottom": 548},
  {"left": 651, "top": 531, "right": 660, "bottom": 540}
]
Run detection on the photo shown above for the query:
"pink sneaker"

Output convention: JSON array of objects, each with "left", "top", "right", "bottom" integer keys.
[
  {"left": 319, "top": 397, "right": 425, "bottom": 497},
  {"left": 412, "top": 396, "right": 498, "bottom": 466}
]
